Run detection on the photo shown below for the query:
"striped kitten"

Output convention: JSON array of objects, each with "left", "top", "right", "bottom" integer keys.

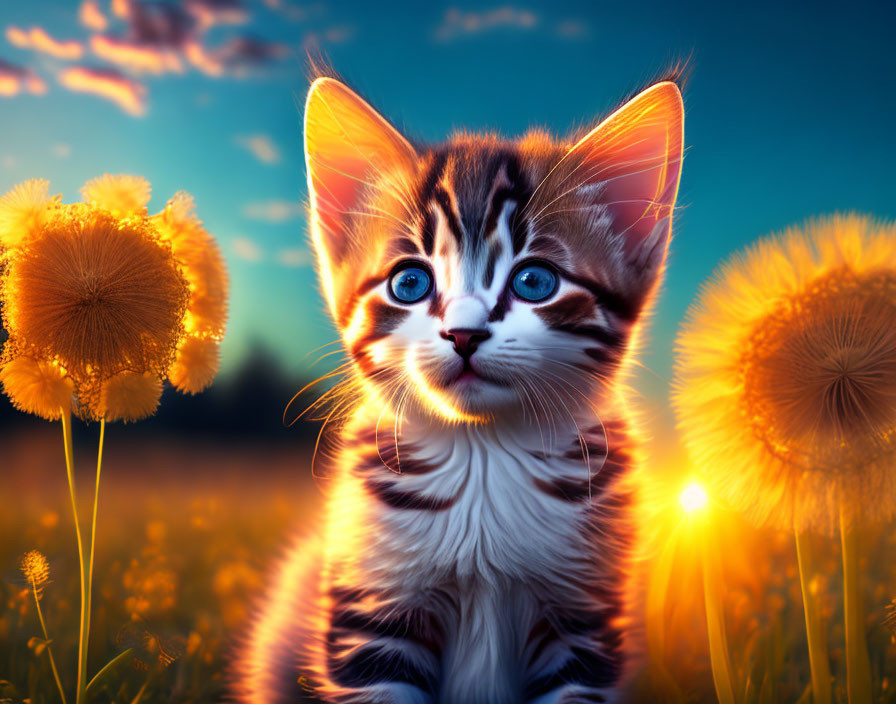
[{"left": 236, "top": 75, "right": 683, "bottom": 703}]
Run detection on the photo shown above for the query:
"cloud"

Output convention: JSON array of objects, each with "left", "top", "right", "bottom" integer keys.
[
  {"left": 90, "top": 34, "right": 183, "bottom": 74},
  {"left": 262, "top": 0, "right": 319, "bottom": 22},
  {"left": 79, "top": 1, "right": 109, "bottom": 32},
  {"left": 0, "top": 59, "right": 47, "bottom": 97},
  {"left": 58, "top": 66, "right": 146, "bottom": 116},
  {"left": 235, "top": 134, "right": 281, "bottom": 164},
  {"left": 232, "top": 236, "right": 263, "bottom": 262},
  {"left": 185, "top": 0, "right": 248, "bottom": 31},
  {"left": 88, "top": 0, "right": 284, "bottom": 80},
  {"left": 276, "top": 247, "right": 313, "bottom": 267},
  {"left": 243, "top": 199, "right": 302, "bottom": 223},
  {"left": 51, "top": 143, "right": 72, "bottom": 158},
  {"left": 554, "top": 19, "right": 588, "bottom": 39},
  {"left": 6, "top": 26, "right": 84, "bottom": 60},
  {"left": 435, "top": 6, "right": 538, "bottom": 41},
  {"left": 185, "top": 36, "right": 287, "bottom": 77}
]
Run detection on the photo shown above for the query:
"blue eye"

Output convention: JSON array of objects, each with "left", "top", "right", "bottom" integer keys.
[
  {"left": 511, "top": 263, "right": 558, "bottom": 302},
  {"left": 389, "top": 265, "right": 432, "bottom": 303}
]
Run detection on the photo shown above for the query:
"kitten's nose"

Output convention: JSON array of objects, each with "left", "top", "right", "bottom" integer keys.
[{"left": 440, "top": 328, "right": 491, "bottom": 358}]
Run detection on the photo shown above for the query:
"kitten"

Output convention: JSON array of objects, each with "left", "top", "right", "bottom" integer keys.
[{"left": 234, "top": 74, "right": 683, "bottom": 704}]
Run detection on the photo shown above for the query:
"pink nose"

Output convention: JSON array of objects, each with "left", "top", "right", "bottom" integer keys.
[{"left": 440, "top": 328, "right": 491, "bottom": 358}]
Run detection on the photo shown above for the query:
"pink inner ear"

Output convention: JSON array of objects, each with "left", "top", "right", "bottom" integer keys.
[
  {"left": 305, "top": 78, "right": 417, "bottom": 266},
  {"left": 570, "top": 83, "right": 684, "bottom": 256}
]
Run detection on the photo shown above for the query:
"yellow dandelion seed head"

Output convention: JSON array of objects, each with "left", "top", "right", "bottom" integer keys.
[
  {"left": 0, "top": 179, "right": 61, "bottom": 248},
  {"left": 99, "top": 370, "right": 162, "bottom": 423},
  {"left": 20, "top": 550, "right": 50, "bottom": 592},
  {"left": 0, "top": 356, "right": 73, "bottom": 421},
  {"left": 1, "top": 204, "right": 189, "bottom": 418},
  {"left": 152, "top": 194, "right": 229, "bottom": 337},
  {"left": 168, "top": 335, "right": 220, "bottom": 394},
  {"left": 81, "top": 174, "right": 151, "bottom": 217},
  {"left": 673, "top": 213, "right": 896, "bottom": 535}
]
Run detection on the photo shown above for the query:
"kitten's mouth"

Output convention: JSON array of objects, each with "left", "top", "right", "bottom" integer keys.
[{"left": 448, "top": 359, "right": 498, "bottom": 387}]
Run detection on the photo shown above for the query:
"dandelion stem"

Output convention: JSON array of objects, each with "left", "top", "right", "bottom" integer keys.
[
  {"left": 61, "top": 411, "right": 87, "bottom": 704},
  {"left": 645, "top": 520, "right": 686, "bottom": 702},
  {"left": 840, "top": 508, "right": 872, "bottom": 704},
  {"left": 83, "top": 418, "right": 104, "bottom": 703},
  {"left": 30, "top": 576, "right": 67, "bottom": 704},
  {"left": 700, "top": 517, "right": 736, "bottom": 704},
  {"left": 795, "top": 529, "right": 831, "bottom": 704}
]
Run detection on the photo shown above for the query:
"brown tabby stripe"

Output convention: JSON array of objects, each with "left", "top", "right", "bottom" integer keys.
[
  {"left": 428, "top": 290, "right": 445, "bottom": 317},
  {"left": 389, "top": 236, "right": 422, "bottom": 257},
  {"left": 487, "top": 288, "right": 511, "bottom": 322},
  {"left": 481, "top": 156, "right": 528, "bottom": 241},
  {"left": 483, "top": 242, "right": 502, "bottom": 289},
  {"left": 415, "top": 149, "right": 449, "bottom": 210},
  {"left": 551, "top": 322, "right": 623, "bottom": 350},
  {"left": 533, "top": 422, "right": 627, "bottom": 502},
  {"left": 349, "top": 300, "right": 409, "bottom": 357},
  {"left": 433, "top": 186, "right": 464, "bottom": 245},
  {"left": 559, "top": 269, "right": 637, "bottom": 321},
  {"left": 357, "top": 445, "right": 439, "bottom": 476},
  {"left": 535, "top": 293, "right": 595, "bottom": 328},
  {"left": 420, "top": 209, "right": 437, "bottom": 256},
  {"left": 365, "top": 478, "right": 457, "bottom": 511},
  {"left": 528, "top": 234, "right": 566, "bottom": 259}
]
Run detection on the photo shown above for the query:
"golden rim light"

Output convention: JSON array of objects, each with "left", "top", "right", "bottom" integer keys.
[
  {"left": 0, "top": 175, "right": 228, "bottom": 423},
  {"left": 673, "top": 214, "right": 896, "bottom": 535}
]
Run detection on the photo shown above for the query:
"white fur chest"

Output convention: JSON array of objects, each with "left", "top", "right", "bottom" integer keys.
[{"left": 361, "top": 422, "right": 593, "bottom": 589}]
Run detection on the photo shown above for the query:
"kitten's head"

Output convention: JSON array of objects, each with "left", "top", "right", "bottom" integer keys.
[{"left": 304, "top": 77, "right": 683, "bottom": 423}]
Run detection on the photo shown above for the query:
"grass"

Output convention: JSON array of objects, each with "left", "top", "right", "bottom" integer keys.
[
  {"left": 0, "top": 426, "right": 316, "bottom": 703},
  {"left": 1, "top": 425, "right": 895, "bottom": 703}
]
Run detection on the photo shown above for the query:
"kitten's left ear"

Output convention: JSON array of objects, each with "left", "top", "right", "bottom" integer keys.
[
  {"left": 304, "top": 77, "right": 417, "bottom": 320},
  {"left": 555, "top": 81, "right": 684, "bottom": 282}
]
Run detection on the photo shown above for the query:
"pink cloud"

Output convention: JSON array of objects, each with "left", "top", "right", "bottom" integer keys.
[
  {"left": 79, "top": 1, "right": 109, "bottom": 32},
  {"left": 90, "top": 34, "right": 183, "bottom": 74},
  {"left": 0, "top": 59, "right": 46, "bottom": 97},
  {"left": 6, "top": 26, "right": 84, "bottom": 60},
  {"left": 58, "top": 66, "right": 147, "bottom": 116},
  {"left": 185, "top": 0, "right": 248, "bottom": 31}
]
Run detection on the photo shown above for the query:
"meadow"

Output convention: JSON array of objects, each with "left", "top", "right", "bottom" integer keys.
[
  {"left": 0, "top": 422, "right": 318, "bottom": 703},
  {"left": 2, "top": 415, "right": 895, "bottom": 702}
]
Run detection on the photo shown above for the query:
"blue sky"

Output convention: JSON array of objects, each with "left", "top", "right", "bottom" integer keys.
[{"left": 1, "top": 0, "right": 894, "bottom": 430}]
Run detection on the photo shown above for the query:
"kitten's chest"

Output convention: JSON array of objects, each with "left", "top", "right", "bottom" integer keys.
[{"left": 366, "top": 428, "right": 593, "bottom": 583}]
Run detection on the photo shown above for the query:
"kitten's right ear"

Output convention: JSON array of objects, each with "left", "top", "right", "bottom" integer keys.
[{"left": 304, "top": 78, "right": 417, "bottom": 320}]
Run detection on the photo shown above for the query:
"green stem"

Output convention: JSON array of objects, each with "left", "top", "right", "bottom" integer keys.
[
  {"left": 83, "top": 418, "right": 104, "bottom": 703},
  {"left": 795, "top": 530, "right": 831, "bottom": 704},
  {"left": 701, "top": 518, "right": 736, "bottom": 704},
  {"left": 30, "top": 578, "right": 67, "bottom": 704},
  {"left": 61, "top": 411, "right": 88, "bottom": 704},
  {"left": 840, "top": 508, "right": 872, "bottom": 704}
]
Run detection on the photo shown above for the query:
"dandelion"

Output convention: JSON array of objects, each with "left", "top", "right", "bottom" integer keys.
[
  {"left": 153, "top": 191, "right": 228, "bottom": 393},
  {"left": 673, "top": 213, "right": 896, "bottom": 704},
  {"left": 0, "top": 178, "right": 60, "bottom": 248},
  {"left": 81, "top": 174, "right": 150, "bottom": 217},
  {"left": 20, "top": 550, "right": 66, "bottom": 704},
  {"left": 0, "top": 175, "right": 228, "bottom": 704},
  {"left": 20, "top": 549, "right": 50, "bottom": 596},
  {"left": 2, "top": 204, "right": 188, "bottom": 418},
  {"left": 0, "top": 356, "right": 73, "bottom": 421}
]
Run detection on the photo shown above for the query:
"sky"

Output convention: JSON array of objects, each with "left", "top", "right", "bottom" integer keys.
[{"left": 1, "top": 0, "right": 894, "bottom": 434}]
